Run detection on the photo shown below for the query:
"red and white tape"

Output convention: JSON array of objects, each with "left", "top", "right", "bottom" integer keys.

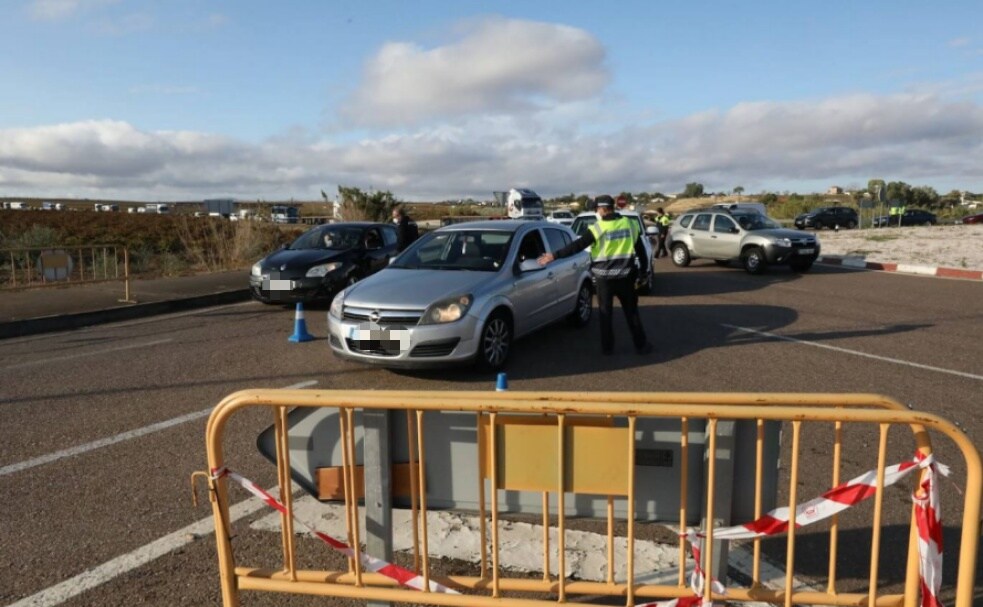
[
  {"left": 211, "top": 467, "right": 458, "bottom": 594},
  {"left": 683, "top": 452, "right": 947, "bottom": 607}
]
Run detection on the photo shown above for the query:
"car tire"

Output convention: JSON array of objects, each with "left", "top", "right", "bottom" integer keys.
[
  {"left": 790, "top": 260, "right": 813, "bottom": 272},
  {"left": 846, "top": 220, "right": 857, "bottom": 229},
  {"left": 742, "top": 246, "right": 767, "bottom": 275},
  {"left": 476, "top": 312, "right": 512, "bottom": 371},
  {"left": 671, "top": 244, "right": 691, "bottom": 267},
  {"left": 568, "top": 281, "right": 593, "bottom": 327}
]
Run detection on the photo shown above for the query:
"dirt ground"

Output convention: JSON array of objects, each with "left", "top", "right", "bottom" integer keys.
[{"left": 807, "top": 223, "right": 983, "bottom": 270}]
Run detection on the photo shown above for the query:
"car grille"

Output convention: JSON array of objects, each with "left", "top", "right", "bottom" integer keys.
[
  {"left": 788, "top": 237, "right": 816, "bottom": 248},
  {"left": 343, "top": 306, "right": 423, "bottom": 326},
  {"left": 410, "top": 338, "right": 460, "bottom": 358},
  {"left": 345, "top": 338, "right": 400, "bottom": 356}
]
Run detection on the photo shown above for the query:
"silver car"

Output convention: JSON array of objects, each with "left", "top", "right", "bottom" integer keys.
[{"left": 327, "top": 220, "right": 594, "bottom": 370}]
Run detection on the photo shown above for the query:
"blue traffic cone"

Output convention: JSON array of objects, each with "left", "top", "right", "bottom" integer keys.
[
  {"left": 288, "top": 302, "right": 314, "bottom": 342},
  {"left": 495, "top": 372, "right": 508, "bottom": 391}
]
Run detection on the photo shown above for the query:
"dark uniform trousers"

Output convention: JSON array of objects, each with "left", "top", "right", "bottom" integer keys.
[{"left": 594, "top": 268, "right": 648, "bottom": 353}]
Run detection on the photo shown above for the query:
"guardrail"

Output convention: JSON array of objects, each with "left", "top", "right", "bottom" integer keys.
[
  {"left": 0, "top": 244, "right": 134, "bottom": 301},
  {"left": 197, "top": 391, "right": 980, "bottom": 607}
]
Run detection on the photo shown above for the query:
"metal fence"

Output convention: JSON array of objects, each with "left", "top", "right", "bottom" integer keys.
[
  {"left": 0, "top": 244, "right": 133, "bottom": 301},
  {"left": 197, "top": 390, "right": 981, "bottom": 607}
]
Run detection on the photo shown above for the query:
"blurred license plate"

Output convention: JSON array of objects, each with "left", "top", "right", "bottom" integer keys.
[
  {"left": 798, "top": 248, "right": 815, "bottom": 255},
  {"left": 266, "top": 279, "right": 293, "bottom": 291},
  {"left": 348, "top": 326, "right": 410, "bottom": 351}
]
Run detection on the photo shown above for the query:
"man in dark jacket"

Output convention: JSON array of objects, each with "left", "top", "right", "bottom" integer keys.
[
  {"left": 392, "top": 206, "right": 419, "bottom": 252},
  {"left": 538, "top": 195, "right": 653, "bottom": 355}
]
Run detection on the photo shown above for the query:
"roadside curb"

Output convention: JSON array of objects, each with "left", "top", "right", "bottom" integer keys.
[
  {"left": 0, "top": 289, "right": 250, "bottom": 340},
  {"left": 816, "top": 256, "right": 983, "bottom": 281}
]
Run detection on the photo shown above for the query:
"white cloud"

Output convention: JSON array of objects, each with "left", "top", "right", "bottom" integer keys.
[
  {"left": 341, "top": 16, "right": 609, "bottom": 127},
  {"left": 1, "top": 91, "right": 981, "bottom": 201},
  {"left": 27, "top": 0, "right": 118, "bottom": 21}
]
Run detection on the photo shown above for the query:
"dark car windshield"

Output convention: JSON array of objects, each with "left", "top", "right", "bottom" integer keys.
[
  {"left": 733, "top": 212, "right": 782, "bottom": 230},
  {"left": 289, "top": 226, "right": 363, "bottom": 250},
  {"left": 390, "top": 230, "right": 513, "bottom": 271}
]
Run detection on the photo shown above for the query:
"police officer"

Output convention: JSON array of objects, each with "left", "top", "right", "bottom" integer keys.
[
  {"left": 538, "top": 195, "right": 653, "bottom": 355},
  {"left": 654, "top": 207, "right": 671, "bottom": 258}
]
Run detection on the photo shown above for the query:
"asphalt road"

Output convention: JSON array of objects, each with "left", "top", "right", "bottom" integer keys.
[{"left": 1, "top": 259, "right": 981, "bottom": 606}]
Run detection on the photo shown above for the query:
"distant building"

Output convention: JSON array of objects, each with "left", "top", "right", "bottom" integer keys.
[{"left": 827, "top": 186, "right": 844, "bottom": 195}]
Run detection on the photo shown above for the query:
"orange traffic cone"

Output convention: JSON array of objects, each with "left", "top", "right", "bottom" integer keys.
[{"left": 288, "top": 302, "right": 314, "bottom": 342}]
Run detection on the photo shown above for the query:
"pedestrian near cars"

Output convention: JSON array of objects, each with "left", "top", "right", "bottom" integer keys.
[
  {"left": 392, "top": 206, "right": 419, "bottom": 252},
  {"left": 654, "top": 207, "right": 671, "bottom": 258},
  {"left": 538, "top": 195, "right": 653, "bottom": 355}
]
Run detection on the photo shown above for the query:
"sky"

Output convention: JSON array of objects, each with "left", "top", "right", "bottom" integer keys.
[{"left": 0, "top": 0, "right": 981, "bottom": 202}]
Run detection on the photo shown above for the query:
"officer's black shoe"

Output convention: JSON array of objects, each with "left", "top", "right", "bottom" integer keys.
[{"left": 635, "top": 343, "right": 654, "bottom": 355}]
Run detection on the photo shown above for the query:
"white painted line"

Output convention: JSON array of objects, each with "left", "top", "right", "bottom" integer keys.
[
  {"left": 723, "top": 324, "right": 983, "bottom": 381},
  {"left": 0, "top": 380, "right": 319, "bottom": 478},
  {"left": 0, "top": 338, "right": 173, "bottom": 371},
  {"left": 5, "top": 487, "right": 279, "bottom": 607}
]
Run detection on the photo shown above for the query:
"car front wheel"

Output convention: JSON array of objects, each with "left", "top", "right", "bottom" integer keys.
[
  {"left": 846, "top": 220, "right": 857, "bottom": 229},
  {"left": 671, "top": 244, "right": 691, "bottom": 267},
  {"left": 742, "top": 247, "right": 767, "bottom": 274},
  {"left": 476, "top": 312, "right": 512, "bottom": 371}
]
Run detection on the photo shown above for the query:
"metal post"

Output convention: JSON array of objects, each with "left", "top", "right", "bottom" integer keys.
[
  {"left": 701, "top": 419, "right": 736, "bottom": 585},
  {"left": 363, "top": 409, "right": 393, "bottom": 607}
]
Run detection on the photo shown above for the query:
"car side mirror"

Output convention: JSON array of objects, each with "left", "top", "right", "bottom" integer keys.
[
  {"left": 731, "top": 227, "right": 740, "bottom": 234},
  {"left": 518, "top": 259, "right": 542, "bottom": 273},
  {"left": 646, "top": 226, "right": 659, "bottom": 235}
]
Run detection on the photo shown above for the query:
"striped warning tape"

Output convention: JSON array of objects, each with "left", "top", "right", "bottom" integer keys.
[
  {"left": 211, "top": 467, "right": 459, "bottom": 594},
  {"left": 683, "top": 452, "right": 947, "bottom": 607}
]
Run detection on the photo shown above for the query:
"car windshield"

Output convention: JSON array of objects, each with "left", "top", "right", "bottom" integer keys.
[
  {"left": 390, "top": 229, "right": 513, "bottom": 271},
  {"left": 733, "top": 213, "right": 782, "bottom": 230},
  {"left": 289, "top": 226, "right": 362, "bottom": 250}
]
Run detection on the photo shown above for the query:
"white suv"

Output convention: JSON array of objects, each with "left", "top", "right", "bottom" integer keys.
[{"left": 570, "top": 210, "right": 657, "bottom": 294}]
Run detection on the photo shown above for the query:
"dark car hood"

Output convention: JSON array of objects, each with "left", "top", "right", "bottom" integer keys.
[{"left": 260, "top": 248, "right": 346, "bottom": 270}]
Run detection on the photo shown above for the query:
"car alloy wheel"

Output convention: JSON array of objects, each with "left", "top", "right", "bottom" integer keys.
[
  {"left": 569, "top": 282, "right": 593, "bottom": 326},
  {"left": 478, "top": 314, "right": 511, "bottom": 370},
  {"left": 671, "top": 244, "right": 691, "bottom": 267},
  {"left": 742, "top": 247, "right": 766, "bottom": 274}
]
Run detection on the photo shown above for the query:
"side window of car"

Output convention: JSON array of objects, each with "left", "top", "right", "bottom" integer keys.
[
  {"left": 544, "top": 228, "right": 569, "bottom": 252},
  {"left": 679, "top": 214, "right": 693, "bottom": 228},
  {"left": 516, "top": 231, "right": 547, "bottom": 263},
  {"left": 692, "top": 214, "right": 711, "bottom": 231},
  {"left": 381, "top": 225, "right": 397, "bottom": 246},
  {"left": 364, "top": 229, "right": 383, "bottom": 249},
  {"left": 713, "top": 215, "right": 736, "bottom": 233}
]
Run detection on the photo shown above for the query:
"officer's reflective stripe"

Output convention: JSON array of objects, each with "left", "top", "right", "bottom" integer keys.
[
  {"left": 598, "top": 228, "right": 632, "bottom": 242},
  {"left": 592, "top": 266, "right": 634, "bottom": 277}
]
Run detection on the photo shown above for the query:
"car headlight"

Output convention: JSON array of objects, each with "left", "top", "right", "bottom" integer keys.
[
  {"left": 420, "top": 294, "right": 473, "bottom": 325},
  {"left": 774, "top": 238, "right": 792, "bottom": 247},
  {"left": 329, "top": 289, "right": 345, "bottom": 318},
  {"left": 251, "top": 262, "right": 263, "bottom": 277},
  {"left": 306, "top": 261, "right": 343, "bottom": 278}
]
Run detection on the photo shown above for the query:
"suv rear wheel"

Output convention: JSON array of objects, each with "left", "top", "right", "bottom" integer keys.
[
  {"left": 742, "top": 246, "right": 767, "bottom": 275},
  {"left": 671, "top": 244, "right": 691, "bottom": 267},
  {"left": 845, "top": 219, "right": 857, "bottom": 229}
]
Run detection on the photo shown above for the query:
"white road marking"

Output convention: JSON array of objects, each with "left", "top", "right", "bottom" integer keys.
[
  {"left": 5, "top": 488, "right": 279, "bottom": 607},
  {"left": 0, "top": 380, "right": 319, "bottom": 478},
  {"left": 0, "top": 338, "right": 173, "bottom": 371},
  {"left": 3, "top": 380, "right": 318, "bottom": 607},
  {"left": 723, "top": 324, "right": 983, "bottom": 381}
]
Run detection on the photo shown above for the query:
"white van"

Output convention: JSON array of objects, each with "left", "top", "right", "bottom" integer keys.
[{"left": 711, "top": 201, "right": 767, "bottom": 215}]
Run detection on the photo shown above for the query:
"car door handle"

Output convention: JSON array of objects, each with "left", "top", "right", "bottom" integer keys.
[{"left": 547, "top": 272, "right": 554, "bottom": 279}]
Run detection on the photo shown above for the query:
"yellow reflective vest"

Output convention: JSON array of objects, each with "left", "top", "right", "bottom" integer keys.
[{"left": 588, "top": 215, "right": 640, "bottom": 279}]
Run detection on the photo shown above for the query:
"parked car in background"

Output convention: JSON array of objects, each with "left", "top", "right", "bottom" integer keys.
[
  {"left": 872, "top": 209, "right": 937, "bottom": 227},
  {"left": 794, "top": 206, "right": 859, "bottom": 230},
  {"left": 668, "top": 208, "right": 820, "bottom": 274},
  {"left": 250, "top": 222, "right": 397, "bottom": 304},
  {"left": 546, "top": 209, "right": 576, "bottom": 226},
  {"left": 959, "top": 212, "right": 983, "bottom": 225},
  {"left": 570, "top": 210, "right": 657, "bottom": 294},
  {"left": 328, "top": 220, "right": 593, "bottom": 371}
]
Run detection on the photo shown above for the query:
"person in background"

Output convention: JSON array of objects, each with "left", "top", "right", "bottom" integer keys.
[
  {"left": 538, "top": 195, "right": 653, "bottom": 356},
  {"left": 392, "top": 206, "right": 419, "bottom": 252},
  {"left": 654, "top": 207, "right": 671, "bottom": 258}
]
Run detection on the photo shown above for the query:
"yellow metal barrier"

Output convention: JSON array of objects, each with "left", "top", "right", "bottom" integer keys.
[{"left": 198, "top": 391, "right": 981, "bottom": 607}]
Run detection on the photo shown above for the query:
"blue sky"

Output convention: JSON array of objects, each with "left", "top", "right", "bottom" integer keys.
[{"left": 1, "top": 0, "right": 981, "bottom": 201}]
